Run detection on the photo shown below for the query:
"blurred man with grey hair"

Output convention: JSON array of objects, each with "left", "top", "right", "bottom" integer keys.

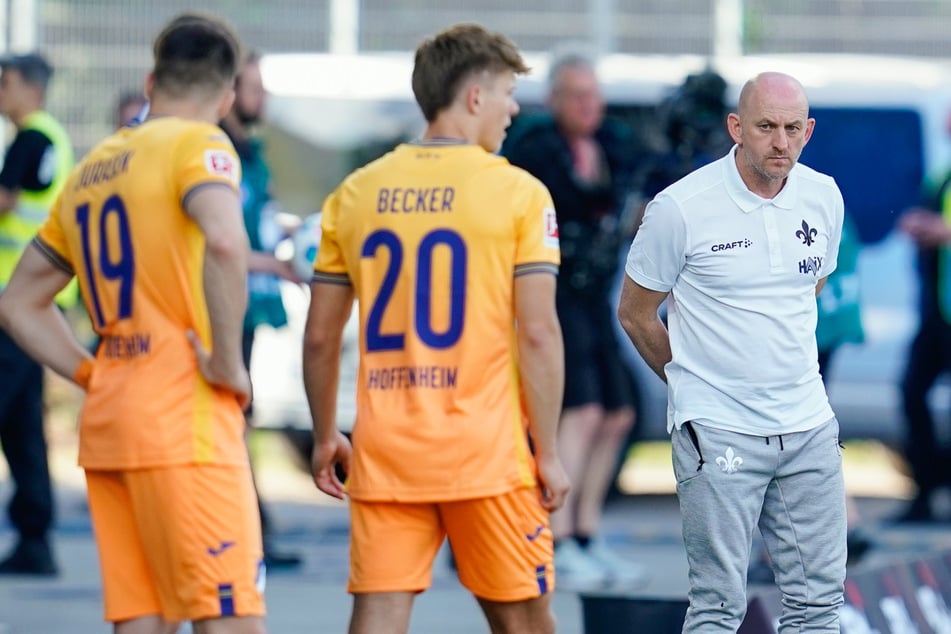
[{"left": 503, "top": 51, "right": 647, "bottom": 590}]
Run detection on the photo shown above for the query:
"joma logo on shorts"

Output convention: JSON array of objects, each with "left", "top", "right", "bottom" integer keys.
[{"left": 207, "top": 541, "right": 236, "bottom": 557}]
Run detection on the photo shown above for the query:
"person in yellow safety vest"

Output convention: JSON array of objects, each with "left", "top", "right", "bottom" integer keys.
[{"left": 0, "top": 52, "right": 74, "bottom": 576}]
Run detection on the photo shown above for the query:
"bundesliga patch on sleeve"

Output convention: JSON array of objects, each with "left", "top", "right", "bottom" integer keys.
[
  {"left": 543, "top": 207, "right": 560, "bottom": 249},
  {"left": 204, "top": 149, "right": 238, "bottom": 184}
]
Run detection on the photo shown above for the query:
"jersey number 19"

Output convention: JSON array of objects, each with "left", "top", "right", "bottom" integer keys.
[{"left": 76, "top": 194, "right": 135, "bottom": 329}]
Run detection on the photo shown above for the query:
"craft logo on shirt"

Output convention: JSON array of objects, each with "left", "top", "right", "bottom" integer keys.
[
  {"left": 543, "top": 207, "right": 559, "bottom": 249},
  {"left": 710, "top": 238, "right": 752, "bottom": 252},
  {"left": 205, "top": 149, "right": 237, "bottom": 183}
]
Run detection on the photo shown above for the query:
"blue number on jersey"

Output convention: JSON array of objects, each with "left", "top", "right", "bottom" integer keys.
[
  {"left": 76, "top": 194, "right": 135, "bottom": 328},
  {"left": 362, "top": 228, "right": 467, "bottom": 352}
]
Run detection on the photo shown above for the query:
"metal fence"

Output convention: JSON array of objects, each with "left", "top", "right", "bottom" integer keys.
[{"left": 10, "top": 0, "right": 951, "bottom": 154}]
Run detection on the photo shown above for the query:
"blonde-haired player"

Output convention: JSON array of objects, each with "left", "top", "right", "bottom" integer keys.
[{"left": 304, "top": 22, "right": 570, "bottom": 634}]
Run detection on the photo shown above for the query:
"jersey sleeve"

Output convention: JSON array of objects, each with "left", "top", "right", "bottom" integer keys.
[
  {"left": 173, "top": 124, "right": 242, "bottom": 208},
  {"left": 624, "top": 192, "right": 687, "bottom": 292},
  {"left": 312, "top": 188, "right": 351, "bottom": 285},
  {"left": 33, "top": 193, "right": 74, "bottom": 275},
  {"left": 821, "top": 184, "right": 846, "bottom": 279},
  {"left": 513, "top": 177, "right": 560, "bottom": 277}
]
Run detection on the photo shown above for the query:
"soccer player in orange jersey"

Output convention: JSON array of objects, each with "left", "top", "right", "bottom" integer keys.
[
  {"left": 303, "top": 23, "right": 570, "bottom": 634},
  {"left": 0, "top": 13, "right": 267, "bottom": 634}
]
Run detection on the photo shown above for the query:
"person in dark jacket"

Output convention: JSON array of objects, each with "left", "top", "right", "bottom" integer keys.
[{"left": 503, "top": 52, "right": 647, "bottom": 590}]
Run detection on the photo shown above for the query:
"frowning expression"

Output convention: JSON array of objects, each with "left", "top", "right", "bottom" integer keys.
[{"left": 728, "top": 73, "right": 814, "bottom": 197}]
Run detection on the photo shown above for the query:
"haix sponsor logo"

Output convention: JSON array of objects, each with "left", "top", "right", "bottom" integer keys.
[
  {"left": 710, "top": 239, "right": 753, "bottom": 252},
  {"left": 799, "top": 256, "right": 823, "bottom": 276}
]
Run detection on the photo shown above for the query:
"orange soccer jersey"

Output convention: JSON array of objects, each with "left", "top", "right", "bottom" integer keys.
[
  {"left": 35, "top": 117, "right": 247, "bottom": 470},
  {"left": 314, "top": 141, "right": 560, "bottom": 502}
]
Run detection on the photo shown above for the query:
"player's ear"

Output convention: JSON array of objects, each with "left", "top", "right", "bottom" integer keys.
[
  {"left": 216, "top": 87, "right": 236, "bottom": 121},
  {"left": 143, "top": 72, "right": 155, "bottom": 101},
  {"left": 465, "top": 81, "right": 482, "bottom": 115}
]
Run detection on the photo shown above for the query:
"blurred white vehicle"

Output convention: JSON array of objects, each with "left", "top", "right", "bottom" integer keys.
[
  {"left": 251, "top": 51, "right": 951, "bottom": 447},
  {"left": 249, "top": 282, "right": 359, "bottom": 435}
]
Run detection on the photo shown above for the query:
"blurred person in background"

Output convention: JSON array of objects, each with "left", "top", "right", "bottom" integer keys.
[
  {"left": 642, "top": 69, "right": 733, "bottom": 199},
  {"left": 503, "top": 51, "right": 647, "bottom": 590},
  {"left": 115, "top": 90, "right": 148, "bottom": 129},
  {"left": 896, "top": 164, "right": 951, "bottom": 523},
  {"left": 0, "top": 52, "right": 74, "bottom": 576},
  {"left": 219, "top": 50, "right": 305, "bottom": 570},
  {"left": 804, "top": 212, "right": 871, "bottom": 562}
]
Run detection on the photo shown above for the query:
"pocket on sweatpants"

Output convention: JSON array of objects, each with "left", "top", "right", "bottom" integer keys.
[{"left": 671, "top": 422, "right": 705, "bottom": 485}]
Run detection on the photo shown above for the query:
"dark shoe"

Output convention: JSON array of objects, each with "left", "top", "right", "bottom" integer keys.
[
  {"left": 846, "top": 528, "right": 874, "bottom": 565},
  {"left": 0, "top": 539, "right": 58, "bottom": 577},
  {"left": 263, "top": 547, "right": 302, "bottom": 570},
  {"left": 891, "top": 496, "right": 935, "bottom": 524}
]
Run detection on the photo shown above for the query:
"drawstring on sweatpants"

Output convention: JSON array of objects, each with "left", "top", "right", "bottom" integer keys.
[{"left": 765, "top": 435, "right": 785, "bottom": 450}]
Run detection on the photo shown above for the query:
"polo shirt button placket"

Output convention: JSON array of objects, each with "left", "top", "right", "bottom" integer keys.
[{"left": 761, "top": 204, "right": 784, "bottom": 273}]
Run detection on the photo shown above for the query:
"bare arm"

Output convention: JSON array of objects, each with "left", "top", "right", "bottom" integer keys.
[
  {"left": 617, "top": 275, "right": 671, "bottom": 383},
  {"left": 514, "top": 272, "right": 569, "bottom": 511},
  {"left": 815, "top": 277, "right": 827, "bottom": 296},
  {"left": 248, "top": 250, "right": 304, "bottom": 283},
  {"left": 185, "top": 185, "right": 251, "bottom": 405},
  {"left": 302, "top": 280, "right": 355, "bottom": 499},
  {"left": 0, "top": 245, "right": 93, "bottom": 384}
]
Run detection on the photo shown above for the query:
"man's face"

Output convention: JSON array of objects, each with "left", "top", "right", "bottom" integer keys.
[
  {"left": 0, "top": 68, "right": 30, "bottom": 118},
  {"left": 476, "top": 70, "right": 519, "bottom": 153},
  {"left": 549, "top": 64, "right": 604, "bottom": 138},
  {"left": 234, "top": 60, "right": 265, "bottom": 125},
  {"left": 728, "top": 80, "right": 815, "bottom": 189}
]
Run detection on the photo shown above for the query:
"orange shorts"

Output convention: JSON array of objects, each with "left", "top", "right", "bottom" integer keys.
[
  {"left": 85, "top": 464, "right": 265, "bottom": 623},
  {"left": 349, "top": 487, "right": 554, "bottom": 601}
]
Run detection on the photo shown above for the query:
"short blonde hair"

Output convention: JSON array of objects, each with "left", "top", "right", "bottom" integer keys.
[{"left": 412, "top": 23, "right": 529, "bottom": 122}]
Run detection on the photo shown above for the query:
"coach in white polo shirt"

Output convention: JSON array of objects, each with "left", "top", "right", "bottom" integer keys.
[{"left": 618, "top": 72, "right": 845, "bottom": 633}]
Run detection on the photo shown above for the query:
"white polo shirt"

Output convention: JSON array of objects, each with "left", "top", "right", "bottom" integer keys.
[{"left": 625, "top": 147, "right": 843, "bottom": 436}]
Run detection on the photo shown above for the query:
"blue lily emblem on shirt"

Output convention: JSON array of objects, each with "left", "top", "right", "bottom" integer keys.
[{"left": 796, "top": 220, "right": 817, "bottom": 246}]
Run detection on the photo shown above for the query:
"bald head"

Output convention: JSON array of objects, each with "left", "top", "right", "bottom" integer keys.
[
  {"left": 727, "top": 71, "right": 815, "bottom": 198},
  {"left": 737, "top": 72, "right": 809, "bottom": 119}
]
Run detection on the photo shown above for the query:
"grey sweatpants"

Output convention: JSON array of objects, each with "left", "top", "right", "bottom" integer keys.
[{"left": 672, "top": 418, "right": 847, "bottom": 633}]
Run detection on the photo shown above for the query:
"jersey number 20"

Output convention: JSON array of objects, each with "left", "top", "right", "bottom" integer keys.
[{"left": 362, "top": 228, "right": 466, "bottom": 352}]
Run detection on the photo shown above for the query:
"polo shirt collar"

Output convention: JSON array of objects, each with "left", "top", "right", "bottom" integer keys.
[{"left": 723, "top": 145, "right": 798, "bottom": 213}]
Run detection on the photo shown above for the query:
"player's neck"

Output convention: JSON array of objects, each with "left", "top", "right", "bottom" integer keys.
[
  {"left": 423, "top": 118, "right": 473, "bottom": 145},
  {"left": 147, "top": 96, "right": 221, "bottom": 126}
]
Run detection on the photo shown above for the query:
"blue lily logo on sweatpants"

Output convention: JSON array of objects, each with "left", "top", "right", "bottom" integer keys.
[{"left": 716, "top": 447, "right": 743, "bottom": 473}]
